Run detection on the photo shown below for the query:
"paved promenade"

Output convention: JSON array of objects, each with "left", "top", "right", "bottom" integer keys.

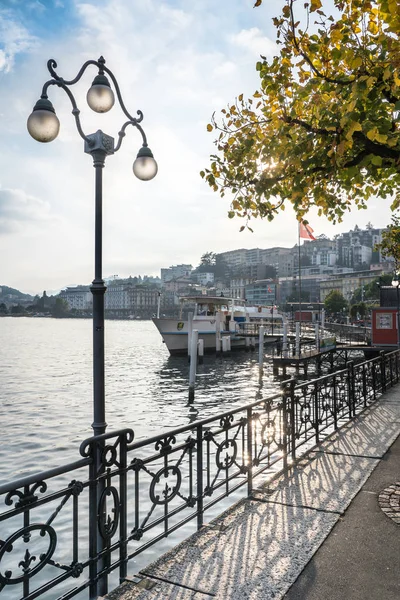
[{"left": 106, "top": 388, "right": 400, "bottom": 600}]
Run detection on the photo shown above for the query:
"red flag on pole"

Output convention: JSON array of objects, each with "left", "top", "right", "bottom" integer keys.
[
  {"left": 299, "top": 221, "right": 316, "bottom": 241},
  {"left": 267, "top": 286, "right": 272, "bottom": 293}
]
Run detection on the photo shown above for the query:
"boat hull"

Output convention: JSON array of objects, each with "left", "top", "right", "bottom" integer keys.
[{"left": 152, "top": 317, "right": 249, "bottom": 355}]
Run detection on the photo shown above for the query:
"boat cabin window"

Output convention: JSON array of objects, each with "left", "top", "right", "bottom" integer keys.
[{"left": 198, "top": 303, "right": 216, "bottom": 316}]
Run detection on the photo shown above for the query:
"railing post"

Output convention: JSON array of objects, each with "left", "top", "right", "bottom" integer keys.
[
  {"left": 362, "top": 363, "right": 367, "bottom": 408},
  {"left": 247, "top": 407, "right": 253, "bottom": 495},
  {"left": 397, "top": 350, "right": 400, "bottom": 384},
  {"left": 282, "top": 392, "right": 288, "bottom": 470},
  {"left": 346, "top": 361, "right": 355, "bottom": 418},
  {"left": 196, "top": 424, "right": 203, "bottom": 530},
  {"left": 314, "top": 381, "right": 319, "bottom": 444},
  {"left": 290, "top": 380, "right": 296, "bottom": 463},
  {"left": 333, "top": 373, "right": 338, "bottom": 430},
  {"left": 89, "top": 440, "right": 99, "bottom": 600},
  {"left": 380, "top": 350, "right": 386, "bottom": 394},
  {"left": 119, "top": 433, "right": 128, "bottom": 583}
]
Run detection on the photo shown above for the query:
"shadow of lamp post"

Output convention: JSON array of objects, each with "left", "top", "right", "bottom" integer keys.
[
  {"left": 27, "top": 58, "right": 157, "bottom": 597},
  {"left": 27, "top": 56, "right": 158, "bottom": 440},
  {"left": 391, "top": 274, "right": 400, "bottom": 348}
]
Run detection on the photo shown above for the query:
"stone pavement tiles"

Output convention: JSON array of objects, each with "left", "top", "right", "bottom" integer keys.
[
  {"left": 106, "top": 395, "right": 400, "bottom": 600},
  {"left": 283, "top": 426, "right": 400, "bottom": 600}
]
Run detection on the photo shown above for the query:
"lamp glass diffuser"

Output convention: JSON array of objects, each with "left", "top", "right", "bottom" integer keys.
[
  {"left": 87, "top": 84, "right": 115, "bottom": 113},
  {"left": 133, "top": 156, "right": 158, "bottom": 181},
  {"left": 27, "top": 109, "right": 60, "bottom": 142}
]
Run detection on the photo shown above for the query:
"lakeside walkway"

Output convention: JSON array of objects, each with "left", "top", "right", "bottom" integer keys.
[{"left": 106, "top": 386, "right": 400, "bottom": 600}]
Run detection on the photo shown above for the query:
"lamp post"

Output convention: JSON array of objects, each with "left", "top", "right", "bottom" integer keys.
[
  {"left": 391, "top": 275, "right": 400, "bottom": 348},
  {"left": 28, "top": 57, "right": 157, "bottom": 439}
]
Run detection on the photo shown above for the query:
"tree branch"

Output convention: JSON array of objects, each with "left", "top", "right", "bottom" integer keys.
[{"left": 288, "top": 0, "right": 355, "bottom": 86}]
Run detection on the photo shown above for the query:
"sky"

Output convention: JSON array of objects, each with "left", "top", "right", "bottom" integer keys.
[{"left": 0, "top": 0, "right": 395, "bottom": 295}]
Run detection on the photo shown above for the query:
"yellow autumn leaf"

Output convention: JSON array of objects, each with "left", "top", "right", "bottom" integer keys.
[
  {"left": 330, "top": 29, "right": 342, "bottom": 44},
  {"left": 368, "top": 20, "right": 379, "bottom": 35},
  {"left": 375, "top": 133, "right": 388, "bottom": 144},
  {"left": 351, "top": 56, "right": 363, "bottom": 69},
  {"left": 383, "top": 66, "right": 392, "bottom": 81},
  {"left": 345, "top": 120, "right": 362, "bottom": 139},
  {"left": 207, "top": 124, "right": 213, "bottom": 132},
  {"left": 336, "top": 140, "right": 347, "bottom": 156},
  {"left": 366, "top": 127, "right": 378, "bottom": 141},
  {"left": 310, "top": 0, "right": 322, "bottom": 12}
]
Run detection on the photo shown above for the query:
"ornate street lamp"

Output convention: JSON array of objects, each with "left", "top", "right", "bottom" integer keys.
[
  {"left": 391, "top": 274, "right": 400, "bottom": 348},
  {"left": 28, "top": 57, "right": 158, "bottom": 439}
]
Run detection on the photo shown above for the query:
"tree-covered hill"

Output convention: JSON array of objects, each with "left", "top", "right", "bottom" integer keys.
[{"left": 0, "top": 285, "right": 34, "bottom": 300}]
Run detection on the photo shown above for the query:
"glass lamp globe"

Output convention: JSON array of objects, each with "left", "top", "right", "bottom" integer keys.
[
  {"left": 87, "top": 74, "right": 115, "bottom": 113},
  {"left": 392, "top": 278, "right": 398, "bottom": 287},
  {"left": 27, "top": 98, "right": 60, "bottom": 143},
  {"left": 133, "top": 146, "right": 158, "bottom": 181}
]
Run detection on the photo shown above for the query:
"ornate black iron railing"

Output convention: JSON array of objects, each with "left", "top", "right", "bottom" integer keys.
[{"left": 1, "top": 349, "right": 399, "bottom": 599}]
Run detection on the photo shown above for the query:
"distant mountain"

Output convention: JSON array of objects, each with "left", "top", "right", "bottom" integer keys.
[{"left": 0, "top": 285, "right": 34, "bottom": 301}]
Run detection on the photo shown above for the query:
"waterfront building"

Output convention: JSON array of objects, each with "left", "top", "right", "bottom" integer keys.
[
  {"left": 278, "top": 274, "right": 323, "bottom": 303},
  {"left": 319, "top": 269, "right": 385, "bottom": 302},
  {"left": 216, "top": 248, "right": 248, "bottom": 269},
  {"left": 245, "top": 280, "right": 277, "bottom": 305},
  {"left": 105, "top": 281, "right": 131, "bottom": 312},
  {"left": 128, "top": 286, "right": 160, "bottom": 317},
  {"left": 59, "top": 286, "right": 92, "bottom": 311},
  {"left": 196, "top": 272, "right": 214, "bottom": 286},
  {"left": 300, "top": 237, "right": 337, "bottom": 267},
  {"left": 336, "top": 224, "right": 390, "bottom": 269},
  {"left": 161, "top": 264, "right": 193, "bottom": 285}
]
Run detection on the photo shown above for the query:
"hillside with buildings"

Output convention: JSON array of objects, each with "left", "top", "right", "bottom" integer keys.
[{"left": 2, "top": 224, "right": 394, "bottom": 318}]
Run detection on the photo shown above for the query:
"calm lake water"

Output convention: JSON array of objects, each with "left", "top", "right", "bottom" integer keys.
[
  {"left": 0, "top": 317, "right": 282, "bottom": 483},
  {"left": 0, "top": 317, "right": 316, "bottom": 599}
]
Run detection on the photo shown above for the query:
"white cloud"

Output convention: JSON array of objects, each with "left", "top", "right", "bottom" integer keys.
[
  {"left": 0, "top": 187, "right": 53, "bottom": 233},
  {"left": 230, "top": 27, "right": 277, "bottom": 58},
  {"left": 0, "top": 10, "right": 38, "bottom": 73}
]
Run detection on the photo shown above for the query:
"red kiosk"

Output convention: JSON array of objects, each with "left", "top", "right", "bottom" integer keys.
[
  {"left": 371, "top": 308, "right": 398, "bottom": 346},
  {"left": 371, "top": 283, "right": 400, "bottom": 348}
]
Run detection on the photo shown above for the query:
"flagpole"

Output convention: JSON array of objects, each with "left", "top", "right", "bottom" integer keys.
[{"left": 298, "top": 221, "right": 302, "bottom": 334}]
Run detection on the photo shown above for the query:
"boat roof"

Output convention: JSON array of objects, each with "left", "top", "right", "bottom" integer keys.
[{"left": 179, "top": 296, "right": 246, "bottom": 305}]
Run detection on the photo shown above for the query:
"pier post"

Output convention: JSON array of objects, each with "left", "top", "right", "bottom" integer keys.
[
  {"left": 198, "top": 339, "right": 204, "bottom": 364},
  {"left": 250, "top": 337, "right": 255, "bottom": 351},
  {"left": 258, "top": 326, "right": 265, "bottom": 376},
  {"left": 283, "top": 322, "right": 289, "bottom": 358},
  {"left": 188, "top": 312, "right": 193, "bottom": 361},
  {"left": 156, "top": 292, "right": 161, "bottom": 319},
  {"left": 295, "top": 322, "right": 300, "bottom": 357},
  {"left": 320, "top": 308, "right": 325, "bottom": 339},
  {"left": 245, "top": 336, "right": 250, "bottom": 352},
  {"left": 215, "top": 312, "right": 221, "bottom": 355},
  {"left": 189, "top": 329, "right": 198, "bottom": 402},
  {"left": 315, "top": 323, "right": 320, "bottom": 352}
]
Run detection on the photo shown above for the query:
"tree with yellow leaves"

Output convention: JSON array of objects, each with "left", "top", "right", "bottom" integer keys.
[{"left": 202, "top": 0, "right": 400, "bottom": 230}]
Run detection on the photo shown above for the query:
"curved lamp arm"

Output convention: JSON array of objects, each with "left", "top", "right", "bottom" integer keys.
[{"left": 32, "top": 57, "right": 148, "bottom": 151}]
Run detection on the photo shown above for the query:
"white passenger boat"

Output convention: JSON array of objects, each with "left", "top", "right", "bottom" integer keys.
[{"left": 152, "top": 296, "right": 284, "bottom": 355}]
